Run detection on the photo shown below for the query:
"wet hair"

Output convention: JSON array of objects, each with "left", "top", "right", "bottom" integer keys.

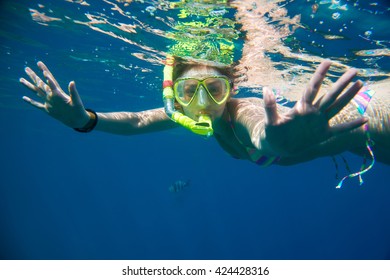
[{"left": 172, "top": 56, "right": 235, "bottom": 82}]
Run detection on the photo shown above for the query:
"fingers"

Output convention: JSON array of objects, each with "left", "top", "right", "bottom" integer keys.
[
  {"left": 20, "top": 61, "right": 70, "bottom": 104},
  {"left": 22, "top": 96, "right": 46, "bottom": 110},
  {"left": 317, "top": 68, "right": 358, "bottom": 110},
  {"left": 44, "top": 71, "right": 58, "bottom": 92},
  {"left": 22, "top": 67, "right": 51, "bottom": 97},
  {"left": 68, "top": 81, "right": 84, "bottom": 108},
  {"left": 303, "top": 60, "right": 332, "bottom": 104},
  {"left": 330, "top": 117, "right": 367, "bottom": 136},
  {"left": 326, "top": 80, "right": 363, "bottom": 119},
  {"left": 38, "top": 61, "right": 60, "bottom": 89},
  {"left": 43, "top": 69, "right": 67, "bottom": 100},
  {"left": 19, "top": 77, "right": 38, "bottom": 93},
  {"left": 263, "top": 87, "right": 278, "bottom": 125}
]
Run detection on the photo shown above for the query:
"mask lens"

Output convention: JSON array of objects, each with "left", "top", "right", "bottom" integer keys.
[
  {"left": 204, "top": 77, "right": 229, "bottom": 103},
  {"left": 174, "top": 79, "right": 199, "bottom": 105},
  {"left": 174, "top": 77, "right": 230, "bottom": 106}
]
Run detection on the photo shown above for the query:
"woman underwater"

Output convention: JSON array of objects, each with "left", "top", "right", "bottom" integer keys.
[
  {"left": 19, "top": 1, "right": 390, "bottom": 185},
  {"left": 20, "top": 58, "right": 390, "bottom": 160}
]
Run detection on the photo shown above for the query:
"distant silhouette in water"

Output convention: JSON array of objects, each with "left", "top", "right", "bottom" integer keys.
[{"left": 169, "top": 180, "right": 190, "bottom": 193}]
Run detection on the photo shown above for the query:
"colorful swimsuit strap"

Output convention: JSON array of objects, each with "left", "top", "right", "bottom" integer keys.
[
  {"left": 336, "top": 85, "right": 376, "bottom": 188},
  {"left": 226, "top": 105, "right": 280, "bottom": 166}
]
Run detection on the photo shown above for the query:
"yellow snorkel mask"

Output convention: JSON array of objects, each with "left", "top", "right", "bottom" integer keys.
[
  {"left": 163, "top": 55, "right": 214, "bottom": 137},
  {"left": 174, "top": 76, "right": 230, "bottom": 107}
]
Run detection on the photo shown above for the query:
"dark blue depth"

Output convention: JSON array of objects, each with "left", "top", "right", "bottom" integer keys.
[{"left": 0, "top": 0, "right": 389, "bottom": 260}]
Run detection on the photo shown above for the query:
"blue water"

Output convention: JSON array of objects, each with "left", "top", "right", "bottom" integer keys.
[{"left": 1, "top": 0, "right": 389, "bottom": 260}]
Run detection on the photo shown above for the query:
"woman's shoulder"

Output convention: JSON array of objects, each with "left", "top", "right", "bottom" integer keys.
[
  {"left": 370, "top": 78, "right": 390, "bottom": 99},
  {"left": 228, "top": 97, "right": 264, "bottom": 108},
  {"left": 226, "top": 97, "right": 267, "bottom": 125}
]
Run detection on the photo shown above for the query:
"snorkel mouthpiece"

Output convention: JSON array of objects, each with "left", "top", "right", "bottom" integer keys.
[
  {"left": 196, "top": 114, "right": 212, "bottom": 131},
  {"left": 163, "top": 55, "right": 213, "bottom": 137}
]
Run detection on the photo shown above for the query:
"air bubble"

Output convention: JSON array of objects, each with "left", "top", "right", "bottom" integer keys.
[
  {"left": 332, "top": 12, "right": 341, "bottom": 20},
  {"left": 145, "top": 6, "right": 156, "bottom": 16},
  {"left": 364, "top": 31, "right": 372, "bottom": 37}
]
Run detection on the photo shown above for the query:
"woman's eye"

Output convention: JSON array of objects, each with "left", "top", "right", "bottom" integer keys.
[
  {"left": 185, "top": 86, "right": 195, "bottom": 94},
  {"left": 207, "top": 85, "right": 219, "bottom": 93},
  {"left": 206, "top": 81, "right": 223, "bottom": 95},
  {"left": 184, "top": 84, "right": 197, "bottom": 95}
]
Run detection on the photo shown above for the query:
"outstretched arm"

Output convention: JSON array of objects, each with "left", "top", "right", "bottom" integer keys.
[
  {"left": 231, "top": 61, "right": 378, "bottom": 165},
  {"left": 95, "top": 109, "right": 177, "bottom": 135},
  {"left": 20, "top": 61, "right": 177, "bottom": 135}
]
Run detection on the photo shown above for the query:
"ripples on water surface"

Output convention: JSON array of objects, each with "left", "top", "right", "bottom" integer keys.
[{"left": 1, "top": 0, "right": 388, "bottom": 107}]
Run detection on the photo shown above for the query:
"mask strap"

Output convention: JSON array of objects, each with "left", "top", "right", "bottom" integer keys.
[
  {"left": 336, "top": 124, "right": 375, "bottom": 188},
  {"left": 336, "top": 86, "right": 376, "bottom": 188}
]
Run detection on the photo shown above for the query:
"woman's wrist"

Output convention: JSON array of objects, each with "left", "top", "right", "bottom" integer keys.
[
  {"left": 259, "top": 130, "right": 281, "bottom": 157},
  {"left": 74, "top": 109, "right": 98, "bottom": 133}
]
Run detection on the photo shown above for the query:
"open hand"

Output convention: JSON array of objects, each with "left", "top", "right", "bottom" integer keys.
[
  {"left": 263, "top": 60, "right": 367, "bottom": 156},
  {"left": 20, "top": 61, "right": 90, "bottom": 128}
]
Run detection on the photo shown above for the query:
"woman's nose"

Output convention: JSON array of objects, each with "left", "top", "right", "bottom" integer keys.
[{"left": 194, "top": 85, "right": 211, "bottom": 107}]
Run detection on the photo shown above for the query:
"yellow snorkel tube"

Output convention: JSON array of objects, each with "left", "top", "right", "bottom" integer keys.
[{"left": 163, "top": 55, "right": 213, "bottom": 137}]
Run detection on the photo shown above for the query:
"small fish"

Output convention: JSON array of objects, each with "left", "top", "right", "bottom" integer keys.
[
  {"left": 311, "top": 4, "right": 319, "bottom": 14},
  {"left": 169, "top": 180, "right": 190, "bottom": 193},
  {"left": 324, "top": 34, "right": 345, "bottom": 40}
]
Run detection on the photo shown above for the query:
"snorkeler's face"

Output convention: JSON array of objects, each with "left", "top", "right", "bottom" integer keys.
[{"left": 175, "top": 66, "right": 231, "bottom": 121}]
